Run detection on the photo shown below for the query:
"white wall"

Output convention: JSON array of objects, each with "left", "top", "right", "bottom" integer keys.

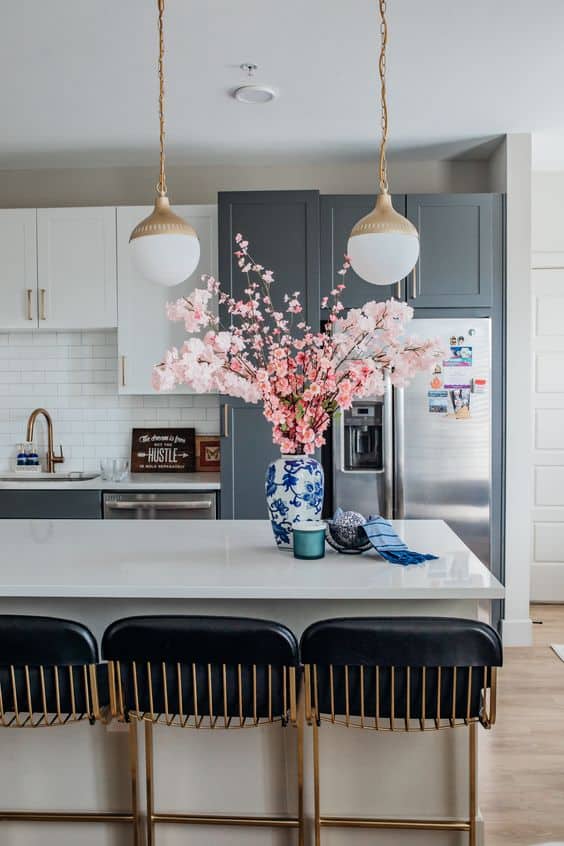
[
  {"left": 530, "top": 171, "right": 564, "bottom": 601},
  {"left": 0, "top": 330, "right": 218, "bottom": 473},
  {"left": 0, "top": 159, "right": 491, "bottom": 208}
]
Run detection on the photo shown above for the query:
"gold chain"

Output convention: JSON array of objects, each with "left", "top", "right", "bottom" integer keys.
[
  {"left": 378, "top": 0, "right": 389, "bottom": 194},
  {"left": 157, "top": 0, "right": 167, "bottom": 196}
]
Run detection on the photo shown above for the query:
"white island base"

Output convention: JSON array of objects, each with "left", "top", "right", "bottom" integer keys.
[{"left": 0, "top": 519, "right": 504, "bottom": 846}]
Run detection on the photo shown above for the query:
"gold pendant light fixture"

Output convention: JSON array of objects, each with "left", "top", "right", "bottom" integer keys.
[
  {"left": 130, "top": 0, "right": 200, "bottom": 287},
  {"left": 347, "top": 0, "right": 419, "bottom": 286}
]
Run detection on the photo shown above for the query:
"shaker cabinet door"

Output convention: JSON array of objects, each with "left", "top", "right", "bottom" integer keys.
[
  {"left": 218, "top": 190, "right": 320, "bottom": 326},
  {"left": 37, "top": 207, "right": 118, "bottom": 329},
  {"left": 320, "top": 194, "right": 407, "bottom": 308},
  {"left": 116, "top": 204, "right": 217, "bottom": 394},
  {"left": 220, "top": 402, "right": 278, "bottom": 520},
  {"left": 0, "top": 209, "right": 38, "bottom": 330},
  {"left": 406, "top": 194, "right": 501, "bottom": 308}
]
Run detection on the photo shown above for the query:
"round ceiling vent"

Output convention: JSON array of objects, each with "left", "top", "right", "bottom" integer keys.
[{"left": 233, "top": 84, "right": 276, "bottom": 104}]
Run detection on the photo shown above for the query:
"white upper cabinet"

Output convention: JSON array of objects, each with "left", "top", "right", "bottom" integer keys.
[
  {"left": 0, "top": 209, "right": 38, "bottom": 329},
  {"left": 36, "top": 207, "right": 117, "bottom": 329},
  {"left": 117, "top": 205, "right": 217, "bottom": 394}
]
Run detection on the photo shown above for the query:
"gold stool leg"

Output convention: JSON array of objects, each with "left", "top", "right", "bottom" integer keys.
[
  {"left": 128, "top": 721, "right": 140, "bottom": 846},
  {"left": 469, "top": 722, "right": 477, "bottom": 846},
  {"left": 145, "top": 721, "right": 155, "bottom": 846},
  {"left": 312, "top": 718, "right": 321, "bottom": 846},
  {"left": 297, "top": 692, "right": 305, "bottom": 846}
]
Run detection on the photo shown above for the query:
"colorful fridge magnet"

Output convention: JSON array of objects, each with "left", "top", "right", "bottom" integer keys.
[
  {"left": 430, "top": 374, "right": 443, "bottom": 389},
  {"left": 428, "top": 390, "right": 448, "bottom": 414},
  {"left": 443, "top": 345, "right": 473, "bottom": 367},
  {"left": 472, "top": 378, "right": 487, "bottom": 394},
  {"left": 448, "top": 387, "right": 471, "bottom": 419}
]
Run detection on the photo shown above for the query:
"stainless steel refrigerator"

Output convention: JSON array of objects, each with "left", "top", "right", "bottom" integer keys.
[{"left": 331, "top": 317, "right": 492, "bottom": 567}]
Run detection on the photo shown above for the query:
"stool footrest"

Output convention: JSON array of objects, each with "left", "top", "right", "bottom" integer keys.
[
  {"left": 320, "top": 815, "right": 471, "bottom": 832},
  {"left": 152, "top": 812, "right": 300, "bottom": 828},
  {"left": 0, "top": 811, "right": 135, "bottom": 824}
]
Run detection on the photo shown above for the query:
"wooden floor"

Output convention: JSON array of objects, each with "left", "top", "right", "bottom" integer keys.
[{"left": 480, "top": 604, "right": 564, "bottom": 845}]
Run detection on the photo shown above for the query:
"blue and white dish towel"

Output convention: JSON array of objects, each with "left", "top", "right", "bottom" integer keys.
[{"left": 361, "top": 516, "right": 438, "bottom": 566}]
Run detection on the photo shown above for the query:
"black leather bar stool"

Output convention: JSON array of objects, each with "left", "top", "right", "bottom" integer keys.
[
  {"left": 0, "top": 614, "right": 139, "bottom": 841},
  {"left": 301, "top": 616, "right": 503, "bottom": 846},
  {"left": 102, "top": 614, "right": 303, "bottom": 846}
]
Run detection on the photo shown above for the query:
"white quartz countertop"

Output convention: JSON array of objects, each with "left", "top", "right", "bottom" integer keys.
[
  {"left": 0, "top": 519, "right": 504, "bottom": 600},
  {"left": 0, "top": 472, "right": 220, "bottom": 491}
]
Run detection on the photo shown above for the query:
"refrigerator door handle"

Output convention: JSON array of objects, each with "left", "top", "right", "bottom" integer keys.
[
  {"left": 394, "top": 386, "right": 405, "bottom": 519},
  {"left": 383, "top": 373, "right": 394, "bottom": 519}
]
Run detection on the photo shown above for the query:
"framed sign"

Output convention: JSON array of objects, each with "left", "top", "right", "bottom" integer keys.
[
  {"left": 131, "top": 428, "right": 195, "bottom": 473},
  {"left": 195, "top": 435, "right": 221, "bottom": 472}
]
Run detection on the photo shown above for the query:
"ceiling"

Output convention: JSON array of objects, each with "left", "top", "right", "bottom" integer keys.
[{"left": 1, "top": 0, "right": 563, "bottom": 170}]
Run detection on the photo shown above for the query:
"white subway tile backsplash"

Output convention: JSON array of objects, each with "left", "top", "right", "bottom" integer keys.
[{"left": 0, "top": 330, "right": 219, "bottom": 471}]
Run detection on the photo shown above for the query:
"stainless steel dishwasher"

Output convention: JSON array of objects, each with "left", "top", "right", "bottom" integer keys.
[{"left": 103, "top": 492, "right": 217, "bottom": 520}]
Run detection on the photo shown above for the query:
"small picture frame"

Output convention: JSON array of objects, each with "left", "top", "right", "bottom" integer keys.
[{"left": 195, "top": 435, "right": 221, "bottom": 472}]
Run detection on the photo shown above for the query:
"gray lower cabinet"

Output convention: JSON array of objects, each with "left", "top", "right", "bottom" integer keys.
[
  {"left": 320, "top": 194, "right": 407, "bottom": 308},
  {"left": 0, "top": 490, "right": 102, "bottom": 518},
  {"left": 406, "top": 194, "right": 502, "bottom": 308},
  {"left": 220, "top": 402, "right": 276, "bottom": 520}
]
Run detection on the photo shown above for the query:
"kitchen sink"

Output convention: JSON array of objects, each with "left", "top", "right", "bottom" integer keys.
[{"left": 0, "top": 472, "right": 100, "bottom": 482}]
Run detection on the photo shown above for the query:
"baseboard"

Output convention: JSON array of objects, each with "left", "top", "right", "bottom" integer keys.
[
  {"left": 501, "top": 617, "right": 533, "bottom": 646},
  {"left": 531, "top": 562, "right": 564, "bottom": 602}
]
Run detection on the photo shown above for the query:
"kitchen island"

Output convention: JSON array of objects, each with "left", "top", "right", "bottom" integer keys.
[{"left": 0, "top": 519, "right": 503, "bottom": 846}]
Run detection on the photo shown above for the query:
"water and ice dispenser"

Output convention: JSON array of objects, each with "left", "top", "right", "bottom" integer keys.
[{"left": 343, "top": 402, "right": 383, "bottom": 472}]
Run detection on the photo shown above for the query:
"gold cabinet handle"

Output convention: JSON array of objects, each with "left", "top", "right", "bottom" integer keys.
[
  {"left": 39, "top": 288, "right": 46, "bottom": 320},
  {"left": 26, "top": 289, "right": 33, "bottom": 321},
  {"left": 222, "top": 404, "right": 230, "bottom": 438},
  {"left": 120, "top": 355, "right": 127, "bottom": 387},
  {"left": 394, "top": 281, "right": 402, "bottom": 299},
  {"left": 411, "top": 266, "right": 417, "bottom": 300}
]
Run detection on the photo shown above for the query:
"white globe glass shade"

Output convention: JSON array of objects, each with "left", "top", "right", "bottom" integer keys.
[
  {"left": 347, "top": 230, "right": 420, "bottom": 286},
  {"left": 130, "top": 232, "right": 200, "bottom": 287}
]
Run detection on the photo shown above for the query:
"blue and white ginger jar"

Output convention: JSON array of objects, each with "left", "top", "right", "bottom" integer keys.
[{"left": 265, "top": 454, "right": 324, "bottom": 548}]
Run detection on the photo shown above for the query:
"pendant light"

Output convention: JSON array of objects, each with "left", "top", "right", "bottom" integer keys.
[
  {"left": 347, "top": 0, "right": 419, "bottom": 286},
  {"left": 130, "top": 0, "right": 200, "bottom": 287}
]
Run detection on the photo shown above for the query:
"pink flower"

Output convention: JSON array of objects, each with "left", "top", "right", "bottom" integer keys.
[{"left": 155, "top": 234, "right": 443, "bottom": 454}]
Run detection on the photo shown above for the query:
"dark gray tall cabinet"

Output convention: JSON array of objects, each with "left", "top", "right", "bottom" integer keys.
[{"left": 218, "top": 191, "right": 320, "bottom": 519}]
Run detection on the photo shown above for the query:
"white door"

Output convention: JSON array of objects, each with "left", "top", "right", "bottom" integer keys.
[
  {"left": 0, "top": 209, "right": 38, "bottom": 330},
  {"left": 531, "top": 266, "right": 564, "bottom": 600},
  {"left": 117, "top": 204, "right": 217, "bottom": 394},
  {"left": 37, "top": 207, "right": 117, "bottom": 329}
]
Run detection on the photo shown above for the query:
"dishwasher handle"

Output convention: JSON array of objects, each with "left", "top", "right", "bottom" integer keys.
[{"left": 105, "top": 500, "right": 213, "bottom": 511}]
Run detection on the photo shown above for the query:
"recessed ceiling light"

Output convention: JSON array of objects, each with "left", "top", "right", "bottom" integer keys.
[
  {"left": 233, "top": 84, "right": 276, "bottom": 104},
  {"left": 232, "top": 63, "right": 276, "bottom": 104}
]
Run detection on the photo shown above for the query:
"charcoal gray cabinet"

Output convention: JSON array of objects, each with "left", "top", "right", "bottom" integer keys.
[
  {"left": 320, "top": 194, "right": 407, "bottom": 308},
  {"left": 406, "top": 194, "right": 502, "bottom": 308},
  {"left": 218, "top": 190, "right": 320, "bottom": 323},
  {"left": 219, "top": 403, "right": 277, "bottom": 520},
  {"left": 0, "top": 490, "right": 102, "bottom": 518},
  {"left": 218, "top": 191, "right": 321, "bottom": 519}
]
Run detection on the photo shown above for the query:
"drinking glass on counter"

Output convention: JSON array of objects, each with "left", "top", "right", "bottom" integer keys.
[
  {"left": 100, "top": 458, "right": 114, "bottom": 481},
  {"left": 100, "top": 458, "right": 129, "bottom": 482},
  {"left": 113, "top": 459, "right": 129, "bottom": 482}
]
